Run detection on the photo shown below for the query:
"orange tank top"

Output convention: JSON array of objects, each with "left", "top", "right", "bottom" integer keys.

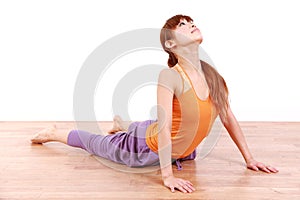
[{"left": 145, "top": 62, "right": 218, "bottom": 159}]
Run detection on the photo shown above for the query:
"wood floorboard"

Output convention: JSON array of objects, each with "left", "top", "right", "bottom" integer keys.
[{"left": 0, "top": 121, "right": 299, "bottom": 199}]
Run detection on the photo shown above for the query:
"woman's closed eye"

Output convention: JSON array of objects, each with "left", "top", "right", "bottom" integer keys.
[{"left": 179, "top": 22, "right": 186, "bottom": 27}]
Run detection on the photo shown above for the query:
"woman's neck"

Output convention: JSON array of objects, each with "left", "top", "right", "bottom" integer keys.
[
  {"left": 178, "top": 54, "right": 202, "bottom": 71},
  {"left": 175, "top": 44, "right": 201, "bottom": 72}
]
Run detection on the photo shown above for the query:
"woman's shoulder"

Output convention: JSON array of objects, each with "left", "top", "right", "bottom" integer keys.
[
  {"left": 158, "top": 67, "right": 182, "bottom": 87},
  {"left": 158, "top": 66, "right": 181, "bottom": 80},
  {"left": 158, "top": 66, "right": 183, "bottom": 96}
]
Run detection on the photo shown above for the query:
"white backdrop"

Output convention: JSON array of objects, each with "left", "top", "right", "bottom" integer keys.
[{"left": 0, "top": 0, "right": 299, "bottom": 121}]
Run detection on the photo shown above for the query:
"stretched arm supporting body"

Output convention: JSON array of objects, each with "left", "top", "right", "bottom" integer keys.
[
  {"left": 157, "top": 69, "right": 195, "bottom": 193},
  {"left": 221, "top": 105, "right": 278, "bottom": 173}
]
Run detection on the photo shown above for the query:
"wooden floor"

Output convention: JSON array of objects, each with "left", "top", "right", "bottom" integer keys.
[{"left": 0, "top": 121, "right": 299, "bottom": 200}]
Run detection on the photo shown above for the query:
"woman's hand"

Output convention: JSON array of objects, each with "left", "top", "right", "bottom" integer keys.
[
  {"left": 163, "top": 175, "right": 195, "bottom": 193},
  {"left": 246, "top": 158, "right": 279, "bottom": 173}
]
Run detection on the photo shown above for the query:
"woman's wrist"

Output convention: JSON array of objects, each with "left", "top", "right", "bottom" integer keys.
[
  {"left": 161, "top": 166, "right": 174, "bottom": 180},
  {"left": 162, "top": 172, "right": 173, "bottom": 179},
  {"left": 245, "top": 156, "right": 254, "bottom": 164},
  {"left": 162, "top": 173, "right": 174, "bottom": 182}
]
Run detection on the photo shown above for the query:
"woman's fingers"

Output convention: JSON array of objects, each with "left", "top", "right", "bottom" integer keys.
[
  {"left": 182, "top": 180, "right": 195, "bottom": 192},
  {"left": 182, "top": 183, "right": 195, "bottom": 193},
  {"left": 170, "top": 186, "right": 175, "bottom": 193},
  {"left": 257, "top": 163, "right": 280, "bottom": 173},
  {"left": 247, "top": 164, "right": 259, "bottom": 171},
  {"left": 166, "top": 178, "right": 195, "bottom": 193},
  {"left": 261, "top": 166, "right": 271, "bottom": 173},
  {"left": 184, "top": 180, "right": 194, "bottom": 186},
  {"left": 256, "top": 163, "right": 270, "bottom": 173},
  {"left": 176, "top": 185, "right": 187, "bottom": 193},
  {"left": 179, "top": 180, "right": 195, "bottom": 193},
  {"left": 247, "top": 161, "right": 279, "bottom": 173},
  {"left": 169, "top": 184, "right": 186, "bottom": 193},
  {"left": 267, "top": 166, "right": 279, "bottom": 173},
  {"left": 163, "top": 176, "right": 195, "bottom": 193}
]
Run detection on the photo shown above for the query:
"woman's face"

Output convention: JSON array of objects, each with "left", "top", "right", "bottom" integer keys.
[{"left": 172, "top": 18, "right": 203, "bottom": 46}]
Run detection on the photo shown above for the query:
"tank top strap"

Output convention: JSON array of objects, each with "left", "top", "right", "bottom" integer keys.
[
  {"left": 173, "top": 64, "right": 193, "bottom": 91},
  {"left": 174, "top": 64, "right": 190, "bottom": 83}
]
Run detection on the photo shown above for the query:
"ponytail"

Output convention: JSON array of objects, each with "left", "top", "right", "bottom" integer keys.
[
  {"left": 201, "top": 60, "right": 229, "bottom": 122},
  {"left": 167, "top": 51, "right": 178, "bottom": 67}
]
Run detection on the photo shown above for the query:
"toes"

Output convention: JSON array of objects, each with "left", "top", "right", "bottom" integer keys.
[{"left": 30, "top": 134, "right": 43, "bottom": 144}]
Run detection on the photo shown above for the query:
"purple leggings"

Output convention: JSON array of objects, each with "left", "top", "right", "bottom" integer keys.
[{"left": 67, "top": 120, "right": 196, "bottom": 169}]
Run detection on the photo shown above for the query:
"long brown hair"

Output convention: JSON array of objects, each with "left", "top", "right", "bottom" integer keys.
[{"left": 160, "top": 14, "right": 229, "bottom": 121}]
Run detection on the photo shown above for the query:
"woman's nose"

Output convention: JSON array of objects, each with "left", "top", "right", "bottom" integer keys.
[{"left": 191, "top": 24, "right": 195, "bottom": 28}]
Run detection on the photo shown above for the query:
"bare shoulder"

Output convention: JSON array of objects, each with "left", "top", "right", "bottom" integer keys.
[
  {"left": 158, "top": 67, "right": 180, "bottom": 83},
  {"left": 158, "top": 67, "right": 181, "bottom": 95}
]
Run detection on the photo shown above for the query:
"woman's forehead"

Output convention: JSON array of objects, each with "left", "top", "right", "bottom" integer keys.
[{"left": 179, "top": 18, "right": 193, "bottom": 23}]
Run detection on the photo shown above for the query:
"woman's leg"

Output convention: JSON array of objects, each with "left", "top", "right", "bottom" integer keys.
[
  {"left": 30, "top": 125, "right": 110, "bottom": 156},
  {"left": 67, "top": 120, "right": 159, "bottom": 167},
  {"left": 31, "top": 119, "right": 159, "bottom": 167},
  {"left": 31, "top": 115, "right": 129, "bottom": 144},
  {"left": 31, "top": 126, "right": 114, "bottom": 162}
]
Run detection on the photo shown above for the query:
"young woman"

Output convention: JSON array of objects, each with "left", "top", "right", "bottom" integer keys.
[{"left": 31, "top": 14, "right": 278, "bottom": 194}]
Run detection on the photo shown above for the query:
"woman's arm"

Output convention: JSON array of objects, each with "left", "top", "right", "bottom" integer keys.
[
  {"left": 221, "top": 105, "right": 278, "bottom": 173},
  {"left": 157, "top": 69, "right": 174, "bottom": 180},
  {"left": 157, "top": 69, "right": 195, "bottom": 193}
]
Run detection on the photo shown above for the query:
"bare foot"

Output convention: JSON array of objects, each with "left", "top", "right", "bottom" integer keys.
[
  {"left": 31, "top": 124, "right": 57, "bottom": 144},
  {"left": 108, "top": 115, "right": 125, "bottom": 134}
]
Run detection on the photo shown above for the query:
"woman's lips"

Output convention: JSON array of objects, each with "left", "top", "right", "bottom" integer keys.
[{"left": 191, "top": 28, "right": 199, "bottom": 33}]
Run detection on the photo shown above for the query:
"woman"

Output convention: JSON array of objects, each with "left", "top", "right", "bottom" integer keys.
[{"left": 31, "top": 14, "right": 278, "bottom": 193}]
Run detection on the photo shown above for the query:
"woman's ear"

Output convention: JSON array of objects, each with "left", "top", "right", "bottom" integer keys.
[{"left": 165, "top": 40, "right": 176, "bottom": 49}]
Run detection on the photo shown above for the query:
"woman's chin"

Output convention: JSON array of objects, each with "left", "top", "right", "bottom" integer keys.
[
  {"left": 195, "top": 37, "right": 203, "bottom": 45},
  {"left": 193, "top": 34, "right": 203, "bottom": 44}
]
